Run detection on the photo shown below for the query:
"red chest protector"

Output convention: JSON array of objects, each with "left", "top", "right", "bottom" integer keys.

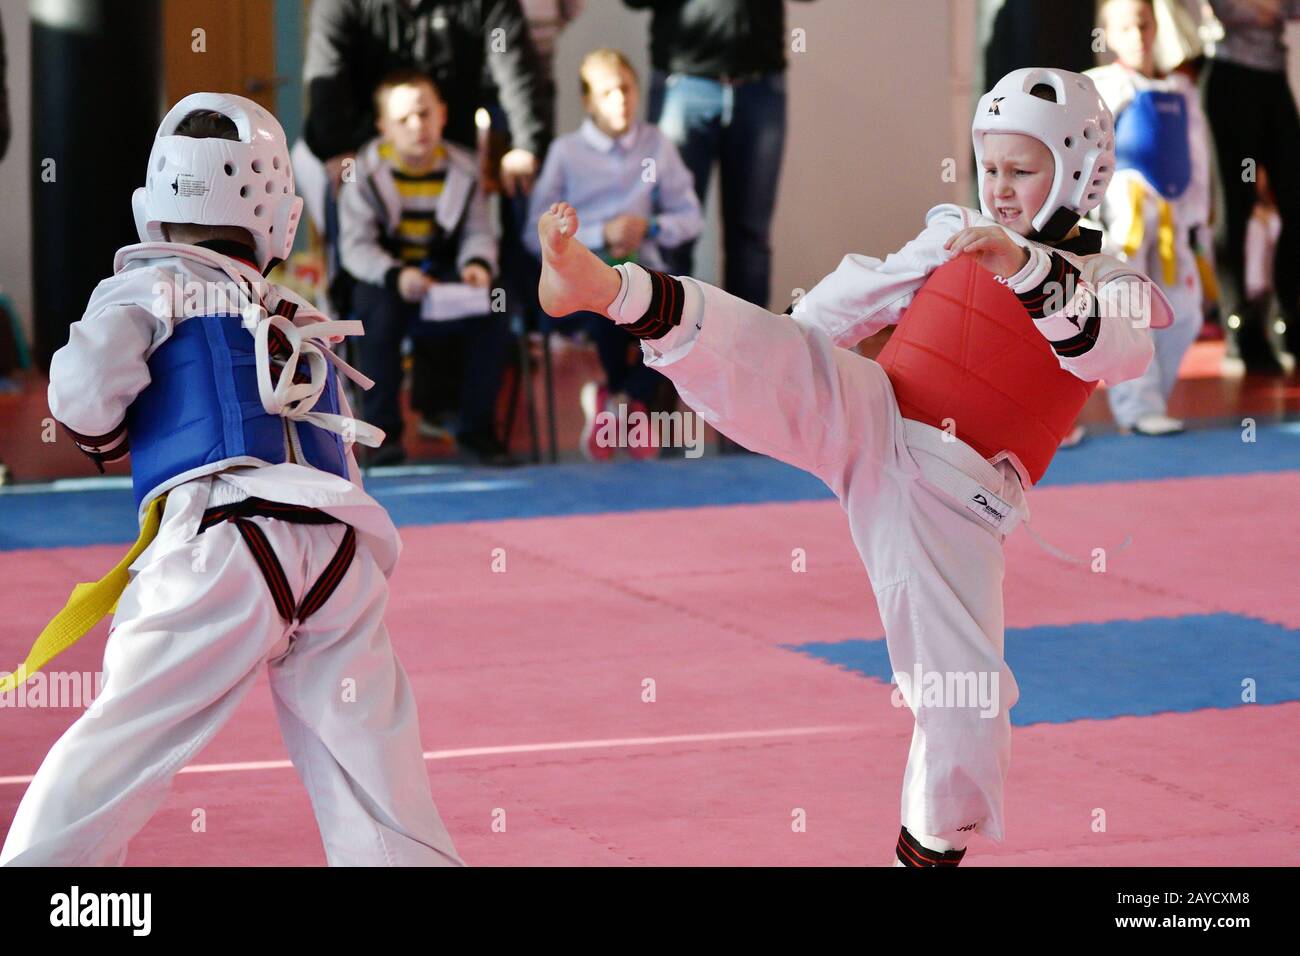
[{"left": 876, "top": 255, "right": 1096, "bottom": 485}]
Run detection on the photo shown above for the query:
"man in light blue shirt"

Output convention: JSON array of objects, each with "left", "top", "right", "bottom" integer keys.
[{"left": 526, "top": 48, "right": 702, "bottom": 460}]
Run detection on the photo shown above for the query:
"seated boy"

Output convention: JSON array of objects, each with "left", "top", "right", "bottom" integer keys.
[
  {"left": 1, "top": 93, "right": 461, "bottom": 866},
  {"left": 340, "top": 69, "right": 510, "bottom": 467},
  {"left": 535, "top": 68, "right": 1173, "bottom": 865},
  {"left": 526, "top": 48, "right": 702, "bottom": 461}
]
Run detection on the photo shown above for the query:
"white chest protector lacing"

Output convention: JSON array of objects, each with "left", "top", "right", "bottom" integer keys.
[{"left": 116, "top": 242, "right": 385, "bottom": 449}]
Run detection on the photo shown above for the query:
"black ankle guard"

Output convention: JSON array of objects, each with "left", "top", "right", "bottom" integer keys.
[
  {"left": 624, "top": 269, "right": 686, "bottom": 341},
  {"left": 896, "top": 826, "right": 967, "bottom": 867}
]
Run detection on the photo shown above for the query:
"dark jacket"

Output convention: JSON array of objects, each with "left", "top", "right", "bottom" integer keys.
[
  {"left": 622, "top": 0, "right": 817, "bottom": 77},
  {"left": 303, "top": 0, "right": 550, "bottom": 161}
]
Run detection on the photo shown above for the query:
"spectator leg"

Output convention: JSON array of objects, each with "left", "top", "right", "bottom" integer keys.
[
  {"left": 1203, "top": 59, "right": 1275, "bottom": 364},
  {"left": 719, "top": 71, "right": 787, "bottom": 310},
  {"left": 351, "top": 282, "right": 412, "bottom": 446},
  {"left": 649, "top": 69, "right": 723, "bottom": 278}
]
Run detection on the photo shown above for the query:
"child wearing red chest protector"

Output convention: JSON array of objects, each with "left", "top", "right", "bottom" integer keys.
[{"left": 534, "top": 67, "right": 1173, "bottom": 866}]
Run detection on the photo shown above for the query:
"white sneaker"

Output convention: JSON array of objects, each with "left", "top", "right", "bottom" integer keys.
[
  {"left": 579, "top": 381, "right": 615, "bottom": 462},
  {"left": 417, "top": 416, "right": 454, "bottom": 442},
  {"left": 1133, "top": 413, "right": 1184, "bottom": 436},
  {"left": 1059, "top": 424, "right": 1087, "bottom": 448}
]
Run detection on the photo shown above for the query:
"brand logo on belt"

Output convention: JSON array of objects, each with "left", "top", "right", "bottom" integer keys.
[
  {"left": 966, "top": 487, "right": 1014, "bottom": 531},
  {"left": 972, "top": 492, "right": 1005, "bottom": 522}
]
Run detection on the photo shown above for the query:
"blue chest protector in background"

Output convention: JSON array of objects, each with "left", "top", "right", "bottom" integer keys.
[
  {"left": 1114, "top": 89, "right": 1192, "bottom": 200},
  {"left": 127, "top": 313, "right": 348, "bottom": 511}
]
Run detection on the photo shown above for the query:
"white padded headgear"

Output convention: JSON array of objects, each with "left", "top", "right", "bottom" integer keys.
[
  {"left": 132, "top": 92, "right": 303, "bottom": 272},
  {"left": 972, "top": 68, "right": 1116, "bottom": 241}
]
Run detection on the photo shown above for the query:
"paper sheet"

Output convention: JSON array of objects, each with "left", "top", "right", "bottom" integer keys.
[{"left": 420, "top": 283, "right": 493, "bottom": 322}]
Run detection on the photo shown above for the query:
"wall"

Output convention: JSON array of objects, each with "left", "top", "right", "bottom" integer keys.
[{"left": 0, "top": 0, "right": 31, "bottom": 346}]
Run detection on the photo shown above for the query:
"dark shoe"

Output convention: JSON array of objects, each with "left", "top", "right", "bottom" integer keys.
[
  {"left": 1228, "top": 303, "right": 1285, "bottom": 375},
  {"left": 458, "top": 431, "right": 517, "bottom": 467},
  {"left": 366, "top": 441, "right": 407, "bottom": 468},
  {"left": 1241, "top": 344, "right": 1285, "bottom": 376}
]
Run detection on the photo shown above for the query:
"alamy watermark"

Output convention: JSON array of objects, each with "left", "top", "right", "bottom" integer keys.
[
  {"left": 891, "top": 664, "right": 1000, "bottom": 718},
  {"left": 1, "top": 670, "right": 105, "bottom": 714},
  {"left": 593, "top": 403, "right": 705, "bottom": 458}
]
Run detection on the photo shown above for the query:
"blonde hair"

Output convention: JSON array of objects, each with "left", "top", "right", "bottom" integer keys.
[
  {"left": 579, "top": 48, "right": 638, "bottom": 97},
  {"left": 1097, "top": 0, "right": 1154, "bottom": 28}
]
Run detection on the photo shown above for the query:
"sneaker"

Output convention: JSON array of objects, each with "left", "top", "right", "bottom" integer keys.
[
  {"left": 1133, "top": 413, "right": 1184, "bottom": 436},
  {"left": 625, "top": 398, "right": 660, "bottom": 461},
  {"left": 1059, "top": 424, "right": 1086, "bottom": 448},
  {"left": 366, "top": 441, "right": 407, "bottom": 468},
  {"left": 1229, "top": 317, "right": 1285, "bottom": 375},
  {"left": 458, "top": 430, "right": 517, "bottom": 467},
  {"left": 579, "top": 381, "right": 615, "bottom": 462},
  {"left": 1242, "top": 349, "right": 1285, "bottom": 376},
  {"left": 417, "top": 416, "right": 454, "bottom": 442}
]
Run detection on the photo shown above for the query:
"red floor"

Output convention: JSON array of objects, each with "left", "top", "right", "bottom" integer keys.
[
  {"left": 1, "top": 474, "right": 1296, "bottom": 865},
  {"left": 2, "top": 317, "right": 1297, "bottom": 866}
]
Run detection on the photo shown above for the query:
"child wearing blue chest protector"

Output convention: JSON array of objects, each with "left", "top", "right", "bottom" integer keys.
[
  {"left": 0, "top": 94, "right": 462, "bottom": 867},
  {"left": 1088, "top": 0, "right": 1211, "bottom": 435}
]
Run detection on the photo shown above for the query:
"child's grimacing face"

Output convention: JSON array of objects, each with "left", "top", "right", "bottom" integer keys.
[
  {"left": 378, "top": 81, "right": 446, "bottom": 167},
  {"left": 583, "top": 62, "right": 639, "bottom": 138},
  {"left": 979, "top": 132, "right": 1055, "bottom": 238}
]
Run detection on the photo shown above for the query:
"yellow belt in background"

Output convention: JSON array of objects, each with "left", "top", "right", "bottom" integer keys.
[
  {"left": 1122, "top": 178, "right": 1178, "bottom": 287},
  {"left": 1156, "top": 197, "right": 1176, "bottom": 286},
  {"left": 0, "top": 495, "right": 165, "bottom": 694}
]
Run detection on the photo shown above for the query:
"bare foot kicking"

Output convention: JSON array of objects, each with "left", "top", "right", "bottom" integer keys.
[{"left": 537, "top": 201, "right": 622, "bottom": 319}]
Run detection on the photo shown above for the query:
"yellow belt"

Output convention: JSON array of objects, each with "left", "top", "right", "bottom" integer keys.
[
  {"left": 0, "top": 495, "right": 165, "bottom": 694},
  {"left": 1122, "top": 178, "right": 1178, "bottom": 287}
]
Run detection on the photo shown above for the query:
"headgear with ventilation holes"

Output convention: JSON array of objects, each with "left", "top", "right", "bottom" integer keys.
[
  {"left": 972, "top": 68, "right": 1116, "bottom": 243},
  {"left": 132, "top": 92, "right": 303, "bottom": 274}
]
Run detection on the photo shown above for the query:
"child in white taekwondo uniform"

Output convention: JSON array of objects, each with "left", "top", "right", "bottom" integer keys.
[
  {"left": 0, "top": 94, "right": 462, "bottom": 867},
  {"left": 534, "top": 68, "right": 1173, "bottom": 867},
  {"left": 1088, "top": 0, "right": 1211, "bottom": 435}
]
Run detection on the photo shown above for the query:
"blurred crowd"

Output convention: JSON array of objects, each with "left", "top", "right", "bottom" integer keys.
[{"left": 284, "top": 0, "right": 1299, "bottom": 465}]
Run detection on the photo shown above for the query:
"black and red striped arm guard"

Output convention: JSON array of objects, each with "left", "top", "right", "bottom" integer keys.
[
  {"left": 62, "top": 420, "right": 130, "bottom": 474},
  {"left": 1015, "top": 252, "right": 1101, "bottom": 358}
]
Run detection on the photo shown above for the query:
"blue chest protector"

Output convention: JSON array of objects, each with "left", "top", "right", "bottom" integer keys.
[
  {"left": 1114, "top": 89, "right": 1192, "bottom": 200},
  {"left": 127, "top": 313, "right": 348, "bottom": 511}
]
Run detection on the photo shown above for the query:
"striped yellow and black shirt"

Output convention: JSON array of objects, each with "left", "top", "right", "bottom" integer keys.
[{"left": 379, "top": 142, "right": 448, "bottom": 265}]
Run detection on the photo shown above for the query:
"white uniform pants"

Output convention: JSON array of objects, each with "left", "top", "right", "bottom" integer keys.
[
  {"left": 1, "top": 498, "right": 462, "bottom": 867},
  {"left": 644, "top": 276, "right": 1027, "bottom": 846},
  {"left": 873, "top": 423, "right": 1024, "bottom": 846}
]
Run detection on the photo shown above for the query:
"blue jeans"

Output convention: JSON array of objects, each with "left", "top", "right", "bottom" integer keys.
[
  {"left": 647, "top": 70, "right": 788, "bottom": 309},
  {"left": 352, "top": 282, "right": 510, "bottom": 443}
]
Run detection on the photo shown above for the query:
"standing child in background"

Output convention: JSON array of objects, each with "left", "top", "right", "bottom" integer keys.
[
  {"left": 1245, "top": 169, "right": 1283, "bottom": 334},
  {"left": 535, "top": 68, "right": 1171, "bottom": 865},
  {"left": 1, "top": 93, "right": 462, "bottom": 867},
  {"left": 526, "top": 49, "right": 702, "bottom": 461},
  {"left": 340, "top": 71, "right": 510, "bottom": 467},
  {"left": 1088, "top": 0, "right": 1210, "bottom": 436}
]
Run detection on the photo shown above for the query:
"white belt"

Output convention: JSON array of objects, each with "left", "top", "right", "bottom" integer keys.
[
  {"left": 247, "top": 308, "right": 385, "bottom": 449},
  {"left": 902, "top": 419, "right": 1028, "bottom": 537},
  {"left": 901, "top": 419, "right": 1132, "bottom": 566}
]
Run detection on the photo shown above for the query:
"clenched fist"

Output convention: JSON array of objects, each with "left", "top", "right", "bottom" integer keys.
[{"left": 944, "top": 226, "right": 1030, "bottom": 280}]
